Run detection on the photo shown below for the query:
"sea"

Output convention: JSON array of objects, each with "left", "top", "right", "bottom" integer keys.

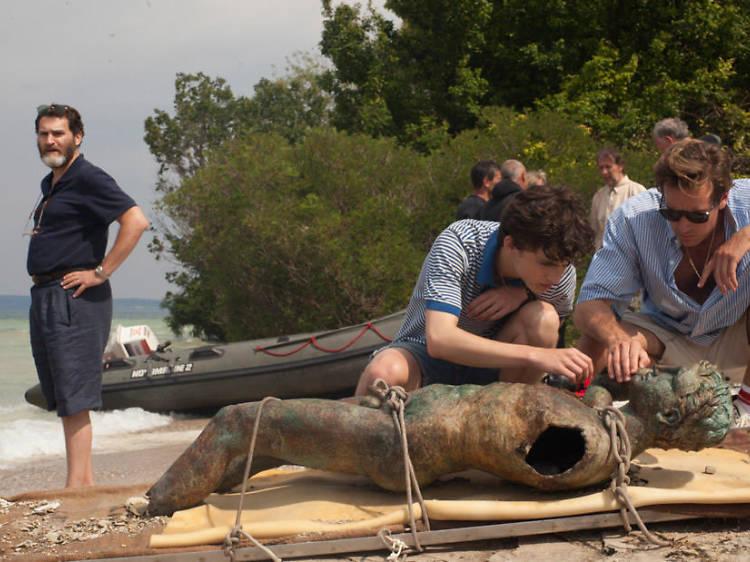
[{"left": 0, "top": 295, "right": 201, "bottom": 470}]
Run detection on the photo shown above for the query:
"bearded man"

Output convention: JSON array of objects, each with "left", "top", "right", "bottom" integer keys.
[{"left": 27, "top": 104, "right": 148, "bottom": 487}]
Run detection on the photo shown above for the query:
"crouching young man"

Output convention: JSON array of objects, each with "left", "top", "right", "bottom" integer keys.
[{"left": 355, "top": 185, "right": 594, "bottom": 395}]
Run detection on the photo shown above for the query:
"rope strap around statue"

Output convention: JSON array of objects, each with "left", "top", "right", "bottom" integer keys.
[
  {"left": 369, "top": 378, "right": 431, "bottom": 553},
  {"left": 223, "top": 396, "right": 283, "bottom": 562},
  {"left": 599, "top": 406, "right": 670, "bottom": 547}
]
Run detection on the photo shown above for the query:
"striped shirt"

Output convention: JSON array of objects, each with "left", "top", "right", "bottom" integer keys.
[
  {"left": 578, "top": 180, "right": 750, "bottom": 345},
  {"left": 395, "top": 220, "right": 577, "bottom": 346}
]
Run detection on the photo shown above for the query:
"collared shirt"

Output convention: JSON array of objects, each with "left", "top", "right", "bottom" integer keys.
[
  {"left": 590, "top": 174, "right": 646, "bottom": 250},
  {"left": 27, "top": 155, "right": 136, "bottom": 275},
  {"left": 394, "top": 220, "right": 577, "bottom": 345},
  {"left": 578, "top": 181, "right": 750, "bottom": 345}
]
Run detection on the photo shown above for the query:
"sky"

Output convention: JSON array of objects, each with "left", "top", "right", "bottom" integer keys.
[{"left": 3, "top": 0, "right": 382, "bottom": 299}]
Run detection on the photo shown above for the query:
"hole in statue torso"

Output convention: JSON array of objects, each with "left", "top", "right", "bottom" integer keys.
[{"left": 525, "top": 426, "right": 585, "bottom": 475}]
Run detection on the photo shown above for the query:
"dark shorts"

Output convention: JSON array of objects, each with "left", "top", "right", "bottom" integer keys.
[
  {"left": 375, "top": 340, "right": 499, "bottom": 386},
  {"left": 29, "top": 280, "right": 112, "bottom": 417}
]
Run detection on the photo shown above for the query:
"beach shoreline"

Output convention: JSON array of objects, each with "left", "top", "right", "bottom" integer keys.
[{"left": 0, "top": 416, "right": 210, "bottom": 499}]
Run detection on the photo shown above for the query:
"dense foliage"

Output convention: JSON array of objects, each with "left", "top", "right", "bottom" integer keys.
[
  {"left": 150, "top": 101, "right": 652, "bottom": 340},
  {"left": 321, "top": 0, "right": 750, "bottom": 160},
  {"left": 147, "top": 0, "right": 750, "bottom": 339}
]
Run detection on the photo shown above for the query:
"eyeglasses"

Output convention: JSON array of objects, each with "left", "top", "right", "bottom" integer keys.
[{"left": 658, "top": 197, "right": 718, "bottom": 224}]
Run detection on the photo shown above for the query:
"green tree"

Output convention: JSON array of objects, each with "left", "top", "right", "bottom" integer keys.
[
  {"left": 152, "top": 99, "right": 633, "bottom": 340},
  {"left": 246, "top": 53, "right": 333, "bottom": 144},
  {"left": 320, "top": 0, "right": 750, "bottom": 161},
  {"left": 156, "top": 128, "right": 431, "bottom": 340},
  {"left": 144, "top": 60, "right": 332, "bottom": 193},
  {"left": 540, "top": 0, "right": 750, "bottom": 151},
  {"left": 144, "top": 72, "right": 254, "bottom": 194}
]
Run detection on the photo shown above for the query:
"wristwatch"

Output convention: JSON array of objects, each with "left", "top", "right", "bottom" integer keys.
[{"left": 95, "top": 265, "right": 110, "bottom": 280}]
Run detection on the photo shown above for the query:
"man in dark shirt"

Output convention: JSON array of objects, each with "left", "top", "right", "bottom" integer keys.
[
  {"left": 27, "top": 104, "right": 148, "bottom": 488},
  {"left": 456, "top": 160, "right": 501, "bottom": 219},
  {"left": 479, "top": 159, "right": 528, "bottom": 221}
]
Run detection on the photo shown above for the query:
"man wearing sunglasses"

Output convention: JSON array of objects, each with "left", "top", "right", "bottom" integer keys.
[
  {"left": 27, "top": 104, "right": 148, "bottom": 488},
  {"left": 574, "top": 139, "right": 750, "bottom": 425}
]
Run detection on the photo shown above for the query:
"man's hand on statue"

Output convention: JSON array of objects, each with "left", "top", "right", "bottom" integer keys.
[
  {"left": 700, "top": 230, "right": 750, "bottom": 294},
  {"left": 465, "top": 286, "right": 528, "bottom": 321},
  {"left": 606, "top": 338, "right": 651, "bottom": 383},
  {"left": 535, "top": 348, "right": 594, "bottom": 385},
  {"left": 61, "top": 269, "right": 106, "bottom": 298}
]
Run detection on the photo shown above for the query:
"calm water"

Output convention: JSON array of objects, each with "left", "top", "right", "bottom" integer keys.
[{"left": 0, "top": 305, "right": 201, "bottom": 469}]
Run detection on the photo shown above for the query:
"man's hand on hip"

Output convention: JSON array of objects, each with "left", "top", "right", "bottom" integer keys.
[{"left": 61, "top": 270, "right": 106, "bottom": 298}]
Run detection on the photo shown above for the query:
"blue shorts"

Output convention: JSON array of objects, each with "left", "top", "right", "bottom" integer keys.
[
  {"left": 29, "top": 280, "right": 112, "bottom": 417},
  {"left": 375, "top": 340, "right": 499, "bottom": 386}
]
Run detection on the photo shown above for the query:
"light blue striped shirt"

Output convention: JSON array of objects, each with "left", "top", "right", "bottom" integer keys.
[
  {"left": 578, "top": 180, "right": 750, "bottom": 345},
  {"left": 395, "top": 220, "right": 577, "bottom": 345}
]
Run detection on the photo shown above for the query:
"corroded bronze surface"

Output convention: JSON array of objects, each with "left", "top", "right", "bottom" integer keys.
[
  {"left": 147, "top": 362, "right": 731, "bottom": 515},
  {"left": 584, "top": 361, "right": 732, "bottom": 449}
]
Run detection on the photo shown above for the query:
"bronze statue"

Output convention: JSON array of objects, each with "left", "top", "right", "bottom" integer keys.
[{"left": 147, "top": 362, "right": 731, "bottom": 515}]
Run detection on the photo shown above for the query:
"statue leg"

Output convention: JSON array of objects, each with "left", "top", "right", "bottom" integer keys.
[{"left": 147, "top": 402, "right": 265, "bottom": 515}]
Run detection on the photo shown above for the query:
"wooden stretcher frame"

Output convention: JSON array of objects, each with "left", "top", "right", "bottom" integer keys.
[{"left": 89, "top": 509, "right": 700, "bottom": 562}]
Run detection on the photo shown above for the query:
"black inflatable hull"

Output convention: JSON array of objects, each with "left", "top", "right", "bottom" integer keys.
[{"left": 24, "top": 311, "right": 404, "bottom": 413}]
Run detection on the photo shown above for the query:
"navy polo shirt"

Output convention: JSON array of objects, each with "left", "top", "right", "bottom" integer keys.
[{"left": 26, "top": 155, "right": 136, "bottom": 275}]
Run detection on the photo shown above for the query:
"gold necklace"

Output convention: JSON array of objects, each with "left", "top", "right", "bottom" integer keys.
[{"left": 684, "top": 225, "right": 716, "bottom": 280}]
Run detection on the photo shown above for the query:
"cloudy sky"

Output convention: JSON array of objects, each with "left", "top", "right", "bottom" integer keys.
[{"left": 3, "top": 0, "right": 379, "bottom": 299}]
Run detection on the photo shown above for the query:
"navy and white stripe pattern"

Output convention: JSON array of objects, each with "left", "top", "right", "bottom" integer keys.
[
  {"left": 395, "top": 220, "right": 577, "bottom": 346},
  {"left": 578, "top": 180, "right": 750, "bottom": 345}
]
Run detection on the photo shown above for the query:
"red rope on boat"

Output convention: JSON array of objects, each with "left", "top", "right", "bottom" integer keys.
[{"left": 255, "top": 322, "right": 393, "bottom": 357}]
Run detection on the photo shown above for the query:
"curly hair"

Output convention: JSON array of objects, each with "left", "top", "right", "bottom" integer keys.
[
  {"left": 499, "top": 184, "right": 593, "bottom": 263},
  {"left": 653, "top": 138, "right": 731, "bottom": 204},
  {"left": 651, "top": 362, "right": 732, "bottom": 451}
]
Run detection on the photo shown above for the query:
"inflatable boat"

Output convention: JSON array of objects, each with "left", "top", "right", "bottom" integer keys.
[{"left": 24, "top": 310, "right": 405, "bottom": 413}]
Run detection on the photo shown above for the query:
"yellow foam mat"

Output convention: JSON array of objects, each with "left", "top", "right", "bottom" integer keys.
[{"left": 150, "top": 447, "right": 750, "bottom": 548}]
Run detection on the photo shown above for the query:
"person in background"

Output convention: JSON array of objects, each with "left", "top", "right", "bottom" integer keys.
[
  {"left": 574, "top": 139, "right": 750, "bottom": 426},
  {"left": 456, "top": 160, "right": 501, "bottom": 219},
  {"left": 654, "top": 117, "right": 722, "bottom": 152},
  {"left": 27, "top": 104, "right": 148, "bottom": 487},
  {"left": 590, "top": 147, "right": 646, "bottom": 251},
  {"left": 698, "top": 133, "right": 722, "bottom": 147},
  {"left": 653, "top": 117, "right": 690, "bottom": 152},
  {"left": 527, "top": 169, "right": 547, "bottom": 187},
  {"left": 355, "top": 185, "right": 594, "bottom": 396},
  {"left": 478, "top": 159, "right": 528, "bottom": 221}
]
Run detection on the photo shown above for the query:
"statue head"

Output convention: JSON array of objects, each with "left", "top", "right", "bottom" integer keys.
[{"left": 628, "top": 361, "right": 732, "bottom": 450}]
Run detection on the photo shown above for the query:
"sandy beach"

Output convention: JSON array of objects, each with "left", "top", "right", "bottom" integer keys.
[{"left": 3, "top": 420, "right": 750, "bottom": 561}]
